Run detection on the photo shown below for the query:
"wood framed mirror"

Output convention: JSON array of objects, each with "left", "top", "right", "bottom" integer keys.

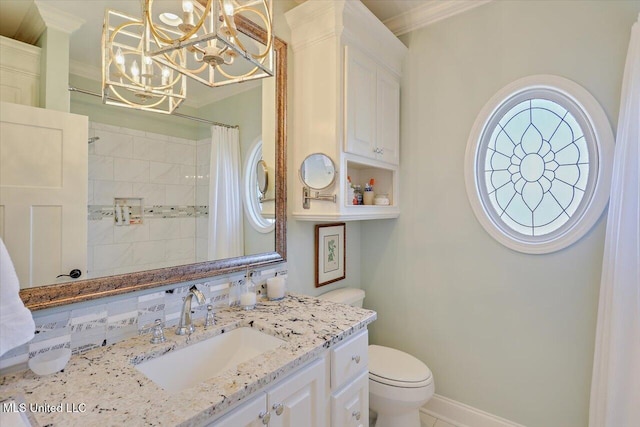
[{"left": 19, "top": 17, "right": 287, "bottom": 311}]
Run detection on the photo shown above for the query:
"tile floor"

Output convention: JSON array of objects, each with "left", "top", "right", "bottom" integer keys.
[
  {"left": 370, "top": 411, "right": 457, "bottom": 427},
  {"left": 420, "top": 411, "right": 457, "bottom": 427}
]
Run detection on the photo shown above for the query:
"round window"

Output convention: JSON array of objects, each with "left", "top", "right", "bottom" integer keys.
[
  {"left": 465, "top": 75, "right": 614, "bottom": 254},
  {"left": 243, "top": 139, "right": 275, "bottom": 233}
]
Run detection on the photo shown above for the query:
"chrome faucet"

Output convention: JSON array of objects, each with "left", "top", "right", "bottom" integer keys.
[{"left": 176, "top": 285, "right": 206, "bottom": 335}]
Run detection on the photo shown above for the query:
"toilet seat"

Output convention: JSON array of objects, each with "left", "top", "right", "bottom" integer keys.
[{"left": 369, "top": 345, "right": 433, "bottom": 388}]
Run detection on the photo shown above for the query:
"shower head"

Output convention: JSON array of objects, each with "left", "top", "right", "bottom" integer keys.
[{"left": 88, "top": 137, "right": 100, "bottom": 144}]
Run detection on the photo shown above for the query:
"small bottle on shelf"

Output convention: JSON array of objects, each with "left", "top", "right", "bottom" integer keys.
[
  {"left": 363, "top": 178, "right": 375, "bottom": 205},
  {"left": 347, "top": 175, "right": 355, "bottom": 206},
  {"left": 353, "top": 185, "right": 363, "bottom": 205}
]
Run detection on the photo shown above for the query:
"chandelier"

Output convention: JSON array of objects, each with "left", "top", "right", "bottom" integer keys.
[
  {"left": 101, "top": 0, "right": 274, "bottom": 113},
  {"left": 144, "top": 0, "right": 274, "bottom": 88},
  {"left": 102, "top": 9, "right": 187, "bottom": 114}
]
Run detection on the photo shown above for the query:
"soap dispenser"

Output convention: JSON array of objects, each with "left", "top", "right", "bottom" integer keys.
[{"left": 240, "top": 271, "right": 257, "bottom": 310}]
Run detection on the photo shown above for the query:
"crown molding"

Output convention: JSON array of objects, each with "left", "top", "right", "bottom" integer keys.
[
  {"left": 69, "top": 59, "right": 100, "bottom": 81},
  {"left": 34, "top": 1, "right": 84, "bottom": 35},
  {"left": 383, "top": 0, "right": 492, "bottom": 36},
  {"left": 13, "top": 2, "right": 45, "bottom": 45}
]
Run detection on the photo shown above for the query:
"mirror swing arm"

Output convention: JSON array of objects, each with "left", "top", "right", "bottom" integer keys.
[{"left": 302, "top": 187, "right": 336, "bottom": 209}]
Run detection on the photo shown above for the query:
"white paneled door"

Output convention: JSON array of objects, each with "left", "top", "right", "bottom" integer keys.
[{"left": 0, "top": 102, "right": 87, "bottom": 288}]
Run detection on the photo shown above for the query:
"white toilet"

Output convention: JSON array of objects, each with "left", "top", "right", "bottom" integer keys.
[{"left": 317, "top": 288, "right": 434, "bottom": 427}]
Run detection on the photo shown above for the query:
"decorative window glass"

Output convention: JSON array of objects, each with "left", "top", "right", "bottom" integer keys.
[{"left": 465, "top": 76, "right": 614, "bottom": 254}]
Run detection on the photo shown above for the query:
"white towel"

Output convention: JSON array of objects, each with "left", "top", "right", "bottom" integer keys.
[{"left": 0, "top": 238, "right": 35, "bottom": 357}]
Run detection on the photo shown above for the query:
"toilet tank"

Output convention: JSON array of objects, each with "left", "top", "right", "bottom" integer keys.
[{"left": 317, "top": 288, "right": 365, "bottom": 307}]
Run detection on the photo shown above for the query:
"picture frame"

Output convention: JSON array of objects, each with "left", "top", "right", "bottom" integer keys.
[{"left": 315, "top": 223, "right": 346, "bottom": 287}]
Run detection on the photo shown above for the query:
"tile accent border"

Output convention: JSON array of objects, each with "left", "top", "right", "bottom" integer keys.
[
  {"left": 421, "top": 394, "right": 527, "bottom": 427},
  {"left": 88, "top": 205, "right": 207, "bottom": 220}
]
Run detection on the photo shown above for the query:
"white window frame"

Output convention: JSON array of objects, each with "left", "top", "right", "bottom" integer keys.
[
  {"left": 243, "top": 138, "right": 275, "bottom": 233},
  {"left": 464, "top": 75, "right": 614, "bottom": 254}
]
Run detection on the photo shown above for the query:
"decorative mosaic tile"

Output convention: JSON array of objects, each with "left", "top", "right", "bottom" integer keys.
[
  {"left": 28, "top": 333, "right": 71, "bottom": 359},
  {"left": 88, "top": 205, "right": 208, "bottom": 221},
  {"left": 70, "top": 305, "right": 107, "bottom": 334},
  {"left": 0, "top": 263, "right": 287, "bottom": 374}
]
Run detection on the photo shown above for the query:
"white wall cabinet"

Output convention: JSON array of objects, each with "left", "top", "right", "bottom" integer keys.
[
  {"left": 0, "top": 36, "right": 40, "bottom": 107},
  {"left": 287, "top": 0, "right": 407, "bottom": 221},
  {"left": 345, "top": 46, "right": 400, "bottom": 166}
]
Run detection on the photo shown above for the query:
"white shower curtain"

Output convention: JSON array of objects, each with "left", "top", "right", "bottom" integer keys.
[
  {"left": 589, "top": 14, "right": 640, "bottom": 427},
  {"left": 208, "top": 125, "right": 244, "bottom": 260}
]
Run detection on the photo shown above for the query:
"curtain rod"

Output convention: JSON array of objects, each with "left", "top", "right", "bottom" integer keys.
[{"left": 68, "top": 87, "right": 239, "bottom": 129}]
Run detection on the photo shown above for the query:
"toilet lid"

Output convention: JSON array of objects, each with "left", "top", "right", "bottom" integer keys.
[{"left": 369, "top": 345, "right": 432, "bottom": 387}]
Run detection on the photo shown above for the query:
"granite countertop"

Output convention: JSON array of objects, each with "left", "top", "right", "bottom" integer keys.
[{"left": 0, "top": 293, "right": 376, "bottom": 426}]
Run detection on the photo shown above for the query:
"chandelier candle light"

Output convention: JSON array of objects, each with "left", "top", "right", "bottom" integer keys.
[
  {"left": 143, "top": 0, "right": 274, "bottom": 88},
  {"left": 101, "top": 0, "right": 274, "bottom": 113},
  {"left": 102, "top": 9, "right": 187, "bottom": 114}
]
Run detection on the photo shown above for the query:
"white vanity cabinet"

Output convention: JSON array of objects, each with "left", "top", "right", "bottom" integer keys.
[
  {"left": 212, "top": 394, "right": 268, "bottom": 427},
  {"left": 287, "top": 0, "right": 407, "bottom": 221},
  {"left": 210, "top": 358, "right": 326, "bottom": 427},
  {"left": 332, "top": 371, "right": 369, "bottom": 427},
  {"left": 330, "top": 330, "right": 369, "bottom": 427},
  {"left": 209, "top": 330, "right": 370, "bottom": 427}
]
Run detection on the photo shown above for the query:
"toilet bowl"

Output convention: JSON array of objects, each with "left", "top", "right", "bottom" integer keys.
[
  {"left": 369, "top": 345, "right": 434, "bottom": 427},
  {"left": 317, "top": 288, "right": 435, "bottom": 427}
]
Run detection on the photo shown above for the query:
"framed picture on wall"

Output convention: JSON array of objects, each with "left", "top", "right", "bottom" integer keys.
[{"left": 315, "top": 223, "right": 346, "bottom": 287}]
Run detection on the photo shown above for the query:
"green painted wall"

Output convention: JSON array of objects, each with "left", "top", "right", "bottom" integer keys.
[{"left": 361, "top": 2, "right": 639, "bottom": 426}]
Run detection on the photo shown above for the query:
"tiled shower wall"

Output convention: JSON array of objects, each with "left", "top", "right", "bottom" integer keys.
[
  {"left": 87, "top": 122, "right": 202, "bottom": 278},
  {"left": 196, "top": 137, "right": 211, "bottom": 262},
  {"left": 0, "top": 265, "right": 287, "bottom": 373}
]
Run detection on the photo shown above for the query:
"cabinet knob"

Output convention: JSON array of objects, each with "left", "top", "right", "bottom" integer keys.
[
  {"left": 352, "top": 354, "right": 361, "bottom": 364},
  {"left": 352, "top": 410, "right": 361, "bottom": 420},
  {"left": 259, "top": 410, "right": 271, "bottom": 424},
  {"left": 273, "top": 403, "right": 284, "bottom": 416}
]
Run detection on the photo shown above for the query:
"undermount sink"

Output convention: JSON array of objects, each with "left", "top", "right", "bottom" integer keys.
[{"left": 135, "top": 327, "right": 285, "bottom": 393}]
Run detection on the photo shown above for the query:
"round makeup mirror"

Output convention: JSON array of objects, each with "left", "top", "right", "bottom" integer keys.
[
  {"left": 300, "top": 153, "right": 336, "bottom": 190},
  {"left": 256, "top": 160, "right": 268, "bottom": 198}
]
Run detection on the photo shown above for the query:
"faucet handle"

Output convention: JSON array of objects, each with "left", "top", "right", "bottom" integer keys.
[
  {"left": 204, "top": 304, "right": 215, "bottom": 328},
  {"left": 150, "top": 319, "right": 166, "bottom": 344}
]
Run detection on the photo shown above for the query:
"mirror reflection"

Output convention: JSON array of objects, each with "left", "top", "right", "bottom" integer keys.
[
  {"left": 2, "top": 79, "right": 276, "bottom": 290},
  {"left": 257, "top": 160, "right": 268, "bottom": 197}
]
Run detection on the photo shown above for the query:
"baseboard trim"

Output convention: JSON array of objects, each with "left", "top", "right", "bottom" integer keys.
[{"left": 421, "top": 394, "right": 527, "bottom": 427}]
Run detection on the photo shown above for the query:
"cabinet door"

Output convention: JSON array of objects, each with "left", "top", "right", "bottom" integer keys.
[
  {"left": 210, "top": 394, "right": 268, "bottom": 427},
  {"left": 376, "top": 67, "right": 400, "bottom": 165},
  {"left": 331, "top": 370, "right": 369, "bottom": 427},
  {"left": 345, "top": 46, "right": 377, "bottom": 160},
  {"left": 268, "top": 358, "right": 326, "bottom": 427}
]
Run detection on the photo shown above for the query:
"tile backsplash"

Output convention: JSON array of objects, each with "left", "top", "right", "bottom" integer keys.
[{"left": 0, "top": 265, "right": 287, "bottom": 374}]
